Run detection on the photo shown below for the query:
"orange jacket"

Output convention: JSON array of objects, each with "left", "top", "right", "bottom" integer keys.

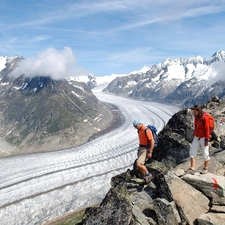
[
  {"left": 138, "top": 125, "right": 153, "bottom": 146},
  {"left": 194, "top": 112, "right": 210, "bottom": 140}
]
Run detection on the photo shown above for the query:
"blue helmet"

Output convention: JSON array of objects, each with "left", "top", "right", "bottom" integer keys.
[{"left": 133, "top": 119, "right": 140, "bottom": 127}]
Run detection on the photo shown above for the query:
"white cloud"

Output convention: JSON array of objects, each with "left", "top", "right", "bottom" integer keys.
[
  {"left": 10, "top": 47, "right": 89, "bottom": 80},
  {"left": 211, "top": 61, "right": 225, "bottom": 81}
]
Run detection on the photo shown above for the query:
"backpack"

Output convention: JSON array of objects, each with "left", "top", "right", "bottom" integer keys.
[
  {"left": 205, "top": 113, "right": 214, "bottom": 134},
  {"left": 145, "top": 125, "right": 158, "bottom": 147}
]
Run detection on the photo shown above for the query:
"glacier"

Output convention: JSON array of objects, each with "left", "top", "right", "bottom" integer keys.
[{"left": 0, "top": 89, "right": 180, "bottom": 225}]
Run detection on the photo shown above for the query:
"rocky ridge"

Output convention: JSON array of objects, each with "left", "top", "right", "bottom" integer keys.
[
  {"left": 79, "top": 96, "right": 225, "bottom": 225},
  {"left": 103, "top": 51, "right": 225, "bottom": 107}
]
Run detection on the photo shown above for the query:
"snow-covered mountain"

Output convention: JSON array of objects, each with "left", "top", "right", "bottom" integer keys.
[
  {"left": 0, "top": 57, "right": 113, "bottom": 155},
  {"left": 0, "top": 56, "right": 18, "bottom": 71},
  {"left": 0, "top": 51, "right": 224, "bottom": 153},
  {"left": 103, "top": 51, "right": 225, "bottom": 107},
  {"left": 72, "top": 73, "right": 128, "bottom": 92}
]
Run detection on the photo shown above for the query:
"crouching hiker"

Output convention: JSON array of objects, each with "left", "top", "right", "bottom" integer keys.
[{"left": 133, "top": 119, "right": 154, "bottom": 183}]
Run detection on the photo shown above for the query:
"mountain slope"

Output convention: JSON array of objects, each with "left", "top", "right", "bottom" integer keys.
[
  {"left": 0, "top": 57, "right": 114, "bottom": 155},
  {"left": 103, "top": 51, "right": 225, "bottom": 107}
]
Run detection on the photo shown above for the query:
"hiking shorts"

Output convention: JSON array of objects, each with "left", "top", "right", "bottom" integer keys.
[
  {"left": 189, "top": 136, "right": 210, "bottom": 161},
  {"left": 136, "top": 147, "right": 148, "bottom": 165}
]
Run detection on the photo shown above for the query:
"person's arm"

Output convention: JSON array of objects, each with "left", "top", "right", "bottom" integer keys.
[
  {"left": 204, "top": 115, "right": 210, "bottom": 145},
  {"left": 146, "top": 130, "right": 154, "bottom": 157},
  {"left": 148, "top": 139, "right": 154, "bottom": 152},
  {"left": 193, "top": 118, "right": 196, "bottom": 137}
]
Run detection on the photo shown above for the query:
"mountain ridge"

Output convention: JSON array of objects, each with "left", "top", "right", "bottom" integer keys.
[
  {"left": 1, "top": 50, "right": 224, "bottom": 155},
  {"left": 0, "top": 57, "right": 114, "bottom": 156},
  {"left": 102, "top": 51, "right": 225, "bottom": 107}
]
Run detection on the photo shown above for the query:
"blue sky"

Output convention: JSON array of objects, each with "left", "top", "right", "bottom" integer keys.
[{"left": 1, "top": 0, "right": 225, "bottom": 77}]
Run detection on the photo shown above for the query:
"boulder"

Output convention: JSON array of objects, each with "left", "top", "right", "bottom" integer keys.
[
  {"left": 154, "top": 198, "right": 181, "bottom": 225},
  {"left": 161, "top": 172, "right": 209, "bottom": 224},
  {"left": 197, "top": 212, "right": 225, "bottom": 225},
  {"left": 182, "top": 173, "right": 225, "bottom": 198}
]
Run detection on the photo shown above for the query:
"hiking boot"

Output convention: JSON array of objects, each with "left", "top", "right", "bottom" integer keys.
[
  {"left": 201, "top": 167, "right": 208, "bottom": 174},
  {"left": 145, "top": 173, "right": 153, "bottom": 184},
  {"left": 185, "top": 168, "right": 195, "bottom": 175}
]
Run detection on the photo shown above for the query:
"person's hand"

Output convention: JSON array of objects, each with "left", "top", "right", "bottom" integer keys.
[
  {"left": 147, "top": 152, "right": 152, "bottom": 158},
  {"left": 205, "top": 139, "right": 209, "bottom": 146}
]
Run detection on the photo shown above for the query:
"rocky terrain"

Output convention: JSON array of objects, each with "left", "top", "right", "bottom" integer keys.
[
  {"left": 0, "top": 57, "right": 114, "bottom": 156},
  {"left": 78, "top": 95, "right": 225, "bottom": 225}
]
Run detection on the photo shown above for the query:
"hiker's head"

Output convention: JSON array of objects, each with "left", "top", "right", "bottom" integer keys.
[
  {"left": 133, "top": 119, "right": 141, "bottom": 129},
  {"left": 191, "top": 105, "right": 203, "bottom": 117}
]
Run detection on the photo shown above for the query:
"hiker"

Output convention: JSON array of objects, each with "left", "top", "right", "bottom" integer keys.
[
  {"left": 133, "top": 119, "right": 154, "bottom": 183},
  {"left": 186, "top": 105, "right": 210, "bottom": 175}
]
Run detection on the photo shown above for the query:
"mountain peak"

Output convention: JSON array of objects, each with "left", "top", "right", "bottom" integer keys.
[
  {"left": 0, "top": 59, "right": 114, "bottom": 155},
  {"left": 186, "top": 55, "right": 204, "bottom": 65},
  {"left": 211, "top": 51, "right": 225, "bottom": 61},
  {"left": 103, "top": 50, "right": 225, "bottom": 107}
]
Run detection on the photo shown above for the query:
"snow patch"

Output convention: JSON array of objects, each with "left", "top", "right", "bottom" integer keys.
[{"left": 72, "top": 91, "right": 80, "bottom": 98}]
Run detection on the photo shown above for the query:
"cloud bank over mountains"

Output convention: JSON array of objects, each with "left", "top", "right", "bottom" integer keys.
[
  {"left": 211, "top": 61, "right": 225, "bottom": 82},
  {"left": 10, "top": 47, "right": 89, "bottom": 80}
]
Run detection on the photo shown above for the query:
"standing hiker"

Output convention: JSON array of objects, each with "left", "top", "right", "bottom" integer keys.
[
  {"left": 186, "top": 105, "right": 210, "bottom": 175},
  {"left": 133, "top": 119, "right": 154, "bottom": 183}
]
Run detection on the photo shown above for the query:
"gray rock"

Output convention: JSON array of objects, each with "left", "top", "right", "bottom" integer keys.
[
  {"left": 154, "top": 198, "right": 181, "bottom": 225},
  {"left": 182, "top": 173, "right": 225, "bottom": 198},
  {"left": 132, "top": 205, "right": 150, "bottom": 225},
  {"left": 197, "top": 212, "right": 225, "bottom": 225},
  {"left": 210, "top": 205, "right": 225, "bottom": 213},
  {"left": 212, "top": 196, "right": 225, "bottom": 206},
  {"left": 163, "top": 172, "right": 209, "bottom": 225},
  {"left": 81, "top": 184, "right": 133, "bottom": 225}
]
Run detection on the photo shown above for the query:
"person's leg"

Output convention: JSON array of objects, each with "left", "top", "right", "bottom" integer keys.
[
  {"left": 136, "top": 148, "right": 152, "bottom": 182},
  {"left": 190, "top": 157, "right": 196, "bottom": 169},
  {"left": 204, "top": 160, "right": 209, "bottom": 168},
  {"left": 201, "top": 160, "right": 209, "bottom": 174},
  {"left": 136, "top": 162, "right": 148, "bottom": 176},
  {"left": 136, "top": 148, "right": 149, "bottom": 176},
  {"left": 189, "top": 136, "right": 199, "bottom": 170},
  {"left": 200, "top": 139, "right": 210, "bottom": 174}
]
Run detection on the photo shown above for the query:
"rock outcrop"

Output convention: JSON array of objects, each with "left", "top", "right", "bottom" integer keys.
[{"left": 79, "top": 96, "right": 225, "bottom": 225}]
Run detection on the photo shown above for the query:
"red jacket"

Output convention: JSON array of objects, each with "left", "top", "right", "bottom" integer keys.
[{"left": 194, "top": 112, "right": 210, "bottom": 140}]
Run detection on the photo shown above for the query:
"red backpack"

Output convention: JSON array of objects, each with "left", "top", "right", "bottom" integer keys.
[{"left": 205, "top": 113, "right": 214, "bottom": 134}]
